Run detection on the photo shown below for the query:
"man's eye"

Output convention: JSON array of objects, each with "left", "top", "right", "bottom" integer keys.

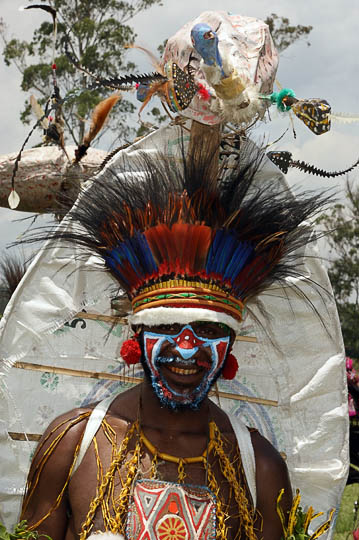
[
  {"left": 196, "top": 327, "right": 214, "bottom": 336},
  {"left": 156, "top": 324, "right": 180, "bottom": 334},
  {"left": 193, "top": 322, "right": 230, "bottom": 338}
]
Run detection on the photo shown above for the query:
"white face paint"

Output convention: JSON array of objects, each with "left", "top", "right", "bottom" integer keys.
[{"left": 143, "top": 323, "right": 231, "bottom": 410}]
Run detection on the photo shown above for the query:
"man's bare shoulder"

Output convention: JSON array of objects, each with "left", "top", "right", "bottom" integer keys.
[
  {"left": 250, "top": 430, "right": 292, "bottom": 529},
  {"left": 34, "top": 385, "right": 140, "bottom": 459},
  {"left": 250, "top": 430, "right": 288, "bottom": 478},
  {"left": 29, "top": 406, "right": 94, "bottom": 475}
]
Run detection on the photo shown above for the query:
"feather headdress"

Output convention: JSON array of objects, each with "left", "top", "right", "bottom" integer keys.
[{"left": 29, "top": 142, "right": 330, "bottom": 332}]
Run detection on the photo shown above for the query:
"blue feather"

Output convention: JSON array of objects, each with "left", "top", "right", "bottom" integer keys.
[
  {"left": 223, "top": 242, "right": 254, "bottom": 281},
  {"left": 134, "top": 232, "right": 158, "bottom": 276}
]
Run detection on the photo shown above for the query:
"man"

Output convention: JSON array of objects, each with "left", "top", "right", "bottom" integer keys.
[
  {"left": 18, "top": 144, "right": 330, "bottom": 540},
  {"left": 21, "top": 320, "right": 292, "bottom": 540}
]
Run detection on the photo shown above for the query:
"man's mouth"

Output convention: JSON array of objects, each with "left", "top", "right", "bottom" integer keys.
[
  {"left": 166, "top": 365, "right": 200, "bottom": 376},
  {"left": 156, "top": 355, "right": 210, "bottom": 376}
]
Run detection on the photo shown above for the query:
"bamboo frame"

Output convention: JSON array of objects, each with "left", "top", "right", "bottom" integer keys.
[
  {"left": 13, "top": 361, "right": 277, "bottom": 406},
  {"left": 8, "top": 432, "right": 41, "bottom": 442},
  {"left": 10, "top": 360, "right": 278, "bottom": 443}
]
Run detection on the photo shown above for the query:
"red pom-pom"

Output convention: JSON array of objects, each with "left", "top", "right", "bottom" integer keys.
[
  {"left": 120, "top": 338, "right": 141, "bottom": 366},
  {"left": 52, "top": 63, "right": 57, "bottom": 70},
  {"left": 221, "top": 353, "right": 239, "bottom": 380},
  {"left": 197, "top": 83, "right": 211, "bottom": 101}
]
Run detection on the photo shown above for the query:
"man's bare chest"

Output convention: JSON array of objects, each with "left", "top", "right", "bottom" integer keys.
[{"left": 67, "top": 420, "right": 251, "bottom": 540}]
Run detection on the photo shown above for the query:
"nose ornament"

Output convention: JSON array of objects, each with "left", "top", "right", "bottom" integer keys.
[{"left": 174, "top": 327, "right": 202, "bottom": 360}]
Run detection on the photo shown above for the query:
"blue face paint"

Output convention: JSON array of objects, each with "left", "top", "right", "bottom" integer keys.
[{"left": 143, "top": 324, "right": 230, "bottom": 410}]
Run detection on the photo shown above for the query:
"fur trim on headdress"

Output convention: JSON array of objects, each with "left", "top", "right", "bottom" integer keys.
[{"left": 129, "top": 306, "right": 243, "bottom": 333}]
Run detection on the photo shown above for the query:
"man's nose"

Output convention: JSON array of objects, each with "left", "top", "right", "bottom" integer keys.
[{"left": 174, "top": 344, "right": 199, "bottom": 360}]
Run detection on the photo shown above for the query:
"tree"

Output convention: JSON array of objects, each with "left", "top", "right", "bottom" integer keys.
[
  {"left": 0, "top": 5, "right": 313, "bottom": 150},
  {"left": 319, "top": 182, "right": 359, "bottom": 357},
  {"left": 0, "top": 0, "right": 162, "bottom": 147},
  {"left": 264, "top": 13, "right": 312, "bottom": 53}
]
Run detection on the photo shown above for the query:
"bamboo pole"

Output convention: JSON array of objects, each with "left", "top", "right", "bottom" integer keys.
[
  {"left": 13, "top": 361, "right": 277, "bottom": 406},
  {"left": 8, "top": 432, "right": 41, "bottom": 442}
]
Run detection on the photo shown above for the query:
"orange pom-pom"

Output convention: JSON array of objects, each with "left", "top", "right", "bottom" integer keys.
[
  {"left": 221, "top": 353, "right": 239, "bottom": 380},
  {"left": 120, "top": 338, "right": 141, "bottom": 365}
]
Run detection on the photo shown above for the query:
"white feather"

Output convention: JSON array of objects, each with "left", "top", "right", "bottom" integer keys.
[
  {"left": 330, "top": 112, "right": 359, "bottom": 124},
  {"left": 210, "top": 85, "right": 267, "bottom": 125},
  {"left": 87, "top": 533, "right": 124, "bottom": 540}
]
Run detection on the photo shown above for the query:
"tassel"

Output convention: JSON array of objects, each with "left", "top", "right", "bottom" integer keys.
[
  {"left": 120, "top": 337, "right": 141, "bottom": 366},
  {"left": 83, "top": 94, "right": 120, "bottom": 146},
  {"left": 75, "top": 94, "right": 120, "bottom": 163},
  {"left": 221, "top": 353, "right": 238, "bottom": 380}
]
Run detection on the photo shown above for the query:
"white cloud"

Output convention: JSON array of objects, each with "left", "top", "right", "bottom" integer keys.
[{"left": 0, "top": 0, "right": 358, "bottom": 251}]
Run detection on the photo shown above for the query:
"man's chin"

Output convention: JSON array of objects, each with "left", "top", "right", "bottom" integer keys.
[{"left": 154, "top": 378, "right": 210, "bottom": 411}]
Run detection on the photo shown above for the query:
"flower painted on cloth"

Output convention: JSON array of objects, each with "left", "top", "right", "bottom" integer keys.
[
  {"left": 40, "top": 372, "right": 59, "bottom": 391},
  {"left": 156, "top": 515, "right": 188, "bottom": 540},
  {"left": 36, "top": 404, "right": 55, "bottom": 427}
]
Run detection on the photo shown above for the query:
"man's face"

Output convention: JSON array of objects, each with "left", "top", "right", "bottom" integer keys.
[{"left": 141, "top": 321, "right": 233, "bottom": 410}]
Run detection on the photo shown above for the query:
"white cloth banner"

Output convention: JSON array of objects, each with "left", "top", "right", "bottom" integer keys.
[{"left": 0, "top": 124, "right": 348, "bottom": 537}]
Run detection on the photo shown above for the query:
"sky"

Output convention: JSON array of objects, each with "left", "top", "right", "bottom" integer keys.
[{"left": 0, "top": 0, "right": 358, "bottom": 256}]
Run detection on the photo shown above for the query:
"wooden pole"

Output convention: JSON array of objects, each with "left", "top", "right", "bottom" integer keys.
[{"left": 13, "top": 361, "right": 277, "bottom": 406}]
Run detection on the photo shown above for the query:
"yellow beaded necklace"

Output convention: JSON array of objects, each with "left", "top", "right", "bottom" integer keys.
[{"left": 21, "top": 412, "right": 257, "bottom": 540}]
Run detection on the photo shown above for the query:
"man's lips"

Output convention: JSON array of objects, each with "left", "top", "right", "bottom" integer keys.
[
  {"left": 166, "top": 365, "right": 200, "bottom": 376},
  {"left": 156, "top": 355, "right": 212, "bottom": 372}
]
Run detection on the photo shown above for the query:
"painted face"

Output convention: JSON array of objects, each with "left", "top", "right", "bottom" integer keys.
[{"left": 142, "top": 322, "right": 231, "bottom": 410}]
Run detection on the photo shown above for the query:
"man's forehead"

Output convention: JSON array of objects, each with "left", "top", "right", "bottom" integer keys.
[{"left": 142, "top": 321, "right": 229, "bottom": 329}]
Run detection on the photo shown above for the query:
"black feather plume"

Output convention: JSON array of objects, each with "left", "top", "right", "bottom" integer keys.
[
  {"left": 23, "top": 5, "right": 57, "bottom": 22},
  {"left": 22, "top": 142, "right": 332, "bottom": 308}
]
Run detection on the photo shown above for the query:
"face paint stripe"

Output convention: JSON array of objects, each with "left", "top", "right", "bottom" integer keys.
[{"left": 143, "top": 325, "right": 232, "bottom": 410}]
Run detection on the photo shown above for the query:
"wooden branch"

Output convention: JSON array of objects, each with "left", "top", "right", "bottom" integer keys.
[
  {"left": 14, "top": 361, "right": 142, "bottom": 384},
  {"left": 13, "top": 361, "right": 277, "bottom": 406},
  {"left": 187, "top": 120, "right": 221, "bottom": 191}
]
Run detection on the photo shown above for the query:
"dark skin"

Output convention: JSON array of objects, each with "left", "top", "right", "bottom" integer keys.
[{"left": 21, "top": 322, "right": 292, "bottom": 540}]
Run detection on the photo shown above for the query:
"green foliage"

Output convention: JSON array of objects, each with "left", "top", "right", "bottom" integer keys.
[
  {"left": 264, "top": 13, "right": 312, "bottom": 53},
  {"left": 333, "top": 484, "right": 359, "bottom": 539},
  {"left": 0, "top": 520, "right": 51, "bottom": 540},
  {"left": 319, "top": 182, "right": 359, "bottom": 357},
  {"left": 1, "top": 0, "right": 163, "bottom": 145}
]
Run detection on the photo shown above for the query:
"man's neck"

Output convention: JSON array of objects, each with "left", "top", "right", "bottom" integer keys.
[{"left": 139, "top": 380, "right": 211, "bottom": 435}]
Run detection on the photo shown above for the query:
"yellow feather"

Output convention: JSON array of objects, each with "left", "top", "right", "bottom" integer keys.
[
  {"left": 309, "top": 509, "right": 335, "bottom": 540},
  {"left": 287, "top": 489, "right": 301, "bottom": 536},
  {"left": 303, "top": 506, "right": 314, "bottom": 533},
  {"left": 276, "top": 488, "right": 287, "bottom": 536}
]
